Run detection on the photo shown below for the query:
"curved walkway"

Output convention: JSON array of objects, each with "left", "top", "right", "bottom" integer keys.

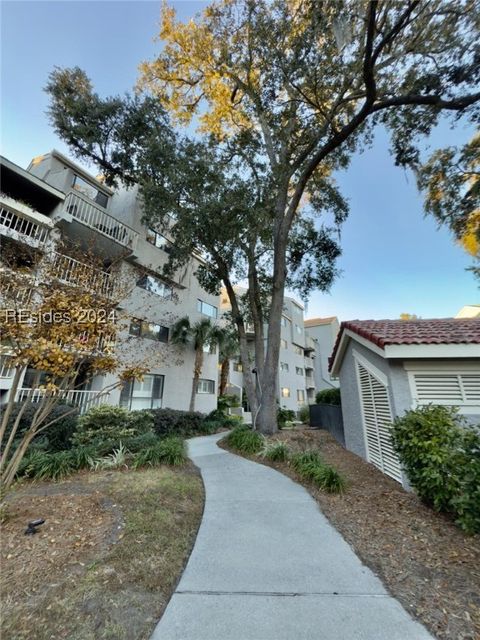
[{"left": 151, "top": 433, "right": 433, "bottom": 640}]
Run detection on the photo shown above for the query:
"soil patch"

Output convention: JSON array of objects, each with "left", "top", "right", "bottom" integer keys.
[{"left": 1, "top": 463, "right": 204, "bottom": 640}]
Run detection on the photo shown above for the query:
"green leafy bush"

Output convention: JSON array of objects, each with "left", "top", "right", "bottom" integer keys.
[
  {"left": 4, "top": 401, "right": 79, "bottom": 452},
  {"left": 90, "top": 443, "right": 129, "bottom": 471},
  {"left": 133, "top": 437, "right": 186, "bottom": 468},
  {"left": 73, "top": 405, "right": 153, "bottom": 446},
  {"left": 277, "top": 407, "right": 296, "bottom": 429},
  {"left": 224, "top": 426, "right": 263, "bottom": 454},
  {"left": 261, "top": 441, "right": 290, "bottom": 462},
  {"left": 150, "top": 408, "right": 205, "bottom": 438},
  {"left": 291, "top": 450, "right": 323, "bottom": 471},
  {"left": 22, "top": 450, "right": 76, "bottom": 481},
  {"left": 290, "top": 449, "right": 347, "bottom": 494},
  {"left": 315, "top": 388, "right": 341, "bottom": 406},
  {"left": 298, "top": 406, "right": 310, "bottom": 424},
  {"left": 311, "top": 464, "right": 347, "bottom": 494},
  {"left": 391, "top": 405, "right": 480, "bottom": 534}
]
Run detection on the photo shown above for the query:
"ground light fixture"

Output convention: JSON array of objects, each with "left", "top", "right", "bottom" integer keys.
[{"left": 24, "top": 518, "right": 45, "bottom": 535}]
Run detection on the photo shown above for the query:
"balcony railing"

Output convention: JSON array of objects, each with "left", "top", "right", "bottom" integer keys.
[
  {"left": 53, "top": 252, "right": 114, "bottom": 297},
  {"left": 0, "top": 195, "right": 52, "bottom": 247},
  {"left": 305, "top": 376, "right": 315, "bottom": 389},
  {"left": 16, "top": 388, "right": 112, "bottom": 414},
  {"left": 304, "top": 356, "right": 315, "bottom": 369},
  {"left": 63, "top": 192, "right": 139, "bottom": 250}
]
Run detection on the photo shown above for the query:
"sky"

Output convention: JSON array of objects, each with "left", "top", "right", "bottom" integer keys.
[{"left": 1, "top": 1, "right": 478, "bottom": 322}]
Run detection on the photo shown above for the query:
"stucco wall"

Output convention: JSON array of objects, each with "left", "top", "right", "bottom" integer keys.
[{"left": 305, "top": 321, "right": 340, "bottom": 392}]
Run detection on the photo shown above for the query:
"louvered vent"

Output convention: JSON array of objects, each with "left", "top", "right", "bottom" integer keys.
[
  {"left": 413, "top": 373, "right": 480, "bottom": 405},
  {"left": 357, "top": 362, "right": 402, "bottom": 483}
]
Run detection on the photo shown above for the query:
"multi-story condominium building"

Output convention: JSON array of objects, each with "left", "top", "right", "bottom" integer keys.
[
  {"left": 304, "top": 317, "right": 340, "bottom": 396},
  {"left": 0, "top": 151, "right": 219, "bottom": 413}
]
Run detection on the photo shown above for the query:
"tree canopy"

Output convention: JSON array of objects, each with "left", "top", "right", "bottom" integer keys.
[{"left": 46, "top": 0, "right": 480, "bottom": 432}]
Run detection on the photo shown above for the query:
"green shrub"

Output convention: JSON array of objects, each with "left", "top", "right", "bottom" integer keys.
[
  {"left": 277, "top": 407, "right": 296, "bottom": 429},
  {"left": 290, "top": 449, "right": 346, "bottom": 494},
  {"left": 291, "top": 450, "right": 323, "bottom": 472},
  {"left": 298, "top": 406, "right": 310, "bottom": 424},
  {"left": 122, "top": 432, "right": 159, "bottom": 453},
  {"left": 27, "top": 450, "right": 76, "bottom": 481},
  {"left": 315, "top": 388, "right": 341, "bottom": 406},
  {"left": 73, "top": 405, "right": 132, "bottom": 446},
  {"left": 311, "top": 464, "right": 347, "bottom": 494},
  {"left": 391, "top": 405, "right": 480, "bottom": 534},
  {"left": 4, "top": 401, "right": 79, "bottom": 452},
  {"left": 90, "top": 443, "right": 129, "bottom": 471},
  {"left": 150, "top": 408, "right": 205, "bottom": 438},
  {"left": 224, "top": 426, "right": 264, "bottom": 454},
  {"left": 133, "top": 437, "right": 186, "bottom": 468},
  {"left": 261, "top": 441, "right": 290, "bottom": 462}
]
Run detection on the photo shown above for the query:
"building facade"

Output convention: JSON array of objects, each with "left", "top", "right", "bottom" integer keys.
[
  {"left": 221, "top": 289, "right": 336, "bottom": 417},
  {"left": 304, "top": 316, "right": 340, "bottom": 398},
  {"left": 1, "top": 151, "right": 219, "bottom": 413}
]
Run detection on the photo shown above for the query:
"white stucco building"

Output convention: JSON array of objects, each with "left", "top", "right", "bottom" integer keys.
[{"left": 0, "top": 151, "right": 219, "bottom": 414}]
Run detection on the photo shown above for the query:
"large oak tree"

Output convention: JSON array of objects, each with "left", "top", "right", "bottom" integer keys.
[{"left": 47, "top": 0, "right": 480, "bottom": 432}]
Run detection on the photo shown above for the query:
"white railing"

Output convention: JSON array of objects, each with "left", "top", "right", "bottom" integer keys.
[
  {"left": 16, "top": 388, "right": 111, "bottom": 414},
  {"left": 64, "top": 192, "right": 138, "bottom": 250},
  {"left": 53, "top": 252, "right": 114, "bottom": 297},
  {"left": 0, "top": 202, "right": 51, "bottom": 246},
  {"left": 305, "top": 376, "right": 315, "bottom": 388}
]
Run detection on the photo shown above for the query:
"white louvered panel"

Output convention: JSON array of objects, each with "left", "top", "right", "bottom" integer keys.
[
  {"left": 357, "top": 363, "right": 402, "bottom": 483},
  {"left": 414, "top": 374, "right": 463, "bottom": 402},
  {"left": 461, "top": 375, "right": 480, "bottom": 402}
]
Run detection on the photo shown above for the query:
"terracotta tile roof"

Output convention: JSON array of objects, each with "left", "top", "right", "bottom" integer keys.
[
  {"left": 304, "top": 316, "right": 337, "bottom": 327},
  {"left": 329, "top": 318, "right": 480, "bottom": 370}
]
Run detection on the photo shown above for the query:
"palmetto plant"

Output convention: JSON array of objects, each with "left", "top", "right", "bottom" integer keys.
[
  {"left": 170, "top": 316, "right": 220, "bottom": 412},
  {"left": 214, "top": 328, "right": 239, "bottom": 397}
]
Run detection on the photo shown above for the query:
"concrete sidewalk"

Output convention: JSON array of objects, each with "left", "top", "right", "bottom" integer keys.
[{"left": 151, "top": 433, "right": 434, "bottom": 640}]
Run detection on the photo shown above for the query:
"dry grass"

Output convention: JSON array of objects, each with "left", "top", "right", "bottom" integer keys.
[
  {"left": 1, "top": 464, "right": 204, "bottom": 640},
  {"left": 221, "top": 428, "right": 480, "bottom": 640}
]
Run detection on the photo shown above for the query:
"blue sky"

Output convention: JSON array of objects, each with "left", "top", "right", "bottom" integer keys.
[{"left": 2, "top": 1, "right": 478, "bottom": 322}]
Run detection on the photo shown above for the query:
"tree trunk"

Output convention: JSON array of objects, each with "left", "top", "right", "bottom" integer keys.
[
  {"left": 222, "top": 277, "right": 259, "bottom": 420},
  {"left": 256, "top": 207, "right": 289, "bottom": 434},
  {"left": 189, "top": 348, "right": 203, "bottom": 412},
  {"left": 219, "top": 359, "right": 229, "bottom": 396}
]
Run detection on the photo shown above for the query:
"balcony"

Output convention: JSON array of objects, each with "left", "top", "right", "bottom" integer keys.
[
  {"left": 305, "top": 375, "right": 315, "bottom": 389},
  {"left": 62, "top": 192, "right": 139, "bottom": 252},
  {"left": 53, "top": 252, "right": 114, "bottom": 297},
  {"left": 304, "top": 356, "right": 315, "bottom": 370},
  {"left": 16, "top": 388, "right": 112, "bottom": 414},
  {"left": 0, "top": 193, "right": 53, "bottom": 248}
]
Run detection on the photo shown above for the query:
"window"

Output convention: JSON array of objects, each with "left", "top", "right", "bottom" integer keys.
[
  {"left": 297, "top": 389, "right": 305, "bottom": 402},
  {"left": 296, "top": 367, "right": 304, "bottom": 376},
  {"left": 197, "top": 299, "right": 217, "bottom": 318},
  {"left": 281, "top": 339, "right": 288, "bottom": 349},
  {"left": 233, "top": 360, "right": 243, "bottom": 372},
  {"left": 281, "top": 387, "right": 290, "bottom": 398},
  {"left": 295, "top": 324, "right": 303, "bottom": 335},
  {"left": 72, "top": 174, "right": 108, "bottom": 208},
  {"left": 280, "top": 362, "right": 289, "bottom": 372},
  {"left": 197, "top": 378, "right": 215, "bottom": 394},
  {"left": 129, "top": 319, "right": 169, "bottom": 343},
  {"left": 293, "top": 345, "right": 303, "bottom": 356},
  {"left": 120, "top": 374, "right": 164, "bottom": 410},
  {"left": 137, "top": 274, "right": 173, "bottom": 299},
  {"left": 281, "top": 316, "right": 290, "bottom": 328},
  {"left": 146, "top": 228, "right": 173, "bottom": 253}
]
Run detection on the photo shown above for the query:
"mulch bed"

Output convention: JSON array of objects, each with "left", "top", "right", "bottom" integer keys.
[{"left": 220, "top": 429, "right": 480, "bottom": 640}]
